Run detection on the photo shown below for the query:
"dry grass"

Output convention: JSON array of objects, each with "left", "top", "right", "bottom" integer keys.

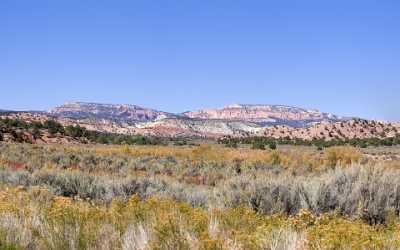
[
  {"left": 0, "top": 186, "right": 400, "bottom": 250},
  {"left": 1, "top": 142, "right": 400, "bottom": 249},
  {"left": 324, "top": 146, "right": 362, "bottom": 167},
  {"left": 67, "top": 143, "right": 327, "bottom": 170}
]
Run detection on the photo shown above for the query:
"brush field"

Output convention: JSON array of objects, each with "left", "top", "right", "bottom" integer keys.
[{"left": 1, "top": 143, "right": 400, "bottom": 249}]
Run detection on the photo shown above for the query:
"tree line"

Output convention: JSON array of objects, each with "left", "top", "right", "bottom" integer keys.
[
  {"left": 2, "top": 117, "right": 400, "bottom": 148},
  {"left": 0, "top": 118, "right": 167, "bottom": 145},
  {"left": 219, "top": 134, "right": 400, "bottom": 149}
]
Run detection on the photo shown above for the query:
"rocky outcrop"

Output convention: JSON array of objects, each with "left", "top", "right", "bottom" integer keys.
[
  {"left": 2, "top": 102, "right": 398, "bottom": 140},
  {"left": 134, "top": 118, "right": 263, "bottom": 138},
  {"left": 183, "top": 104, "right": 344, "bottom": 127},
  {"left": 49, "top": 102, "right": 175, "bottom": 122},
  {"left": 0, "top": 124, "right": 87, "bottom": 144},
  {"left": 261, "top": 120, "right": 400, "bottom": 141}
]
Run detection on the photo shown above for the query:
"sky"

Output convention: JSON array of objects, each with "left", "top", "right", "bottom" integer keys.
[{"left": 1, "top": 0, "right": 399, "bottom": 121}]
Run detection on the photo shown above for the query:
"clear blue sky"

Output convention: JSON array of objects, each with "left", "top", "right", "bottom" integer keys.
[{"left": 1, "top": 0, "right": 399, "bottom": 121}]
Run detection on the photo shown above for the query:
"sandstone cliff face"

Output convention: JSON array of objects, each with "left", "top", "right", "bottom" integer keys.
[
  {"left": 49, "top": 102, "right": 344, "bottom": 127},
  {"left": 183, "top": 104, "right": 343, "bottom": 127},
  {"left": 49, "top": 102, "right": 174, "bottom": 122},
  {"left": 135, "top": 118, "right": 263, "bottom": 138},
  {"left": 2, "top": 102, "right": 398, "bottom": 140}
]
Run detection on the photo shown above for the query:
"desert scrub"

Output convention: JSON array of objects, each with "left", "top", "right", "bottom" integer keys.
[
  {"left": 2, "top": 143, "right": 400, "bottom": 224},
  {"left": 2, "top": 161, "right": 400, "bottom": 224},
  {"left": 0, "top": 142, "right": 375, "bottom": 177},
  {"left": 217, "top": 165, "right": 400, "bottom": 224},
  {"left": 306, "top": 214, "right": 400, "bottom": 249},
  {"left": 0, "top": 187, "right": 266, "bottom": 249},
  {"left": 324, "top": 146, "right": 362, "bottom": 167},
  {"left": 1, "top": 186, "right": 400, "bottom": 249},
  {"left": 0, "top": 143, "right": 340, "bottom": 179}
]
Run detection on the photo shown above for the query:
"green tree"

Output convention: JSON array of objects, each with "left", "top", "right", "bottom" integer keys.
[
  {"left": 252, "top": 141, "right": 265, "bottom": 150},
  {"left": 226, "top": 141, "right": 238, "bottom": 148},
  {"left": 44, "top": 120, "right": 64, "bottom": 135},
  {"left": 268, "top": 141, "right": 277, "bottom": 150},
  {"left": 358, "top": 141, "right": 368, "bottom": 148},
  {"left": 65, "top": 125, "right": 85, "bottom": 138},
  {"left": 32, "top": 127, "right": 41, "bottom": 139}
]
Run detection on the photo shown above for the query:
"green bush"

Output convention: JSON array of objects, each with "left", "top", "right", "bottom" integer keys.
[
  {"left": 0, "top": 118, "right": 173, "bottom": 146},
  {"left": 268, "top": 141, "right": 277, "bottom": 150},
  {"left": 43, "top": 120, "right": 64, "bottom": 135},
  {"left": 252, "top": 141, "right": 265, "bottom": 150}
]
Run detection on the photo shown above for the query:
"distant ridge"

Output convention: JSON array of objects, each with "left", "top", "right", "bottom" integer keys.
[
  {"left": 41, "top": 101, "right": 353, "bottom": 138},
  {"left": 48, "top": 101, "right": 348, "bottom": 127},
  {"left": 4, "top": 101, "right": 396, "bottom": 140},
  {"left": 49, "top": 101, "right": 176, "bottom": 122},
  {"left": 183, "top": 103, "right": 347, "bottom": 127}
]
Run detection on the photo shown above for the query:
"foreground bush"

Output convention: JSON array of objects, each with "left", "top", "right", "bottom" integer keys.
[
  {"left": 1, "top": 142, "right": 400, "bottom": 248},
  {"left": 1, "top": 161, "right": 400, "bottom": 224},
  {"left": 324, "top": 146, "right": 362, "bottom": 166},
  {"left": 0, "top": 186, "right": 400, "bottom": 250}
]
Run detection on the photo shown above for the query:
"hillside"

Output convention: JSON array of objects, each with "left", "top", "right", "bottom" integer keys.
[
  {"left": 261, "top": 119, "right": 400, "bottom": 141},
  {"left": 1, "top": 102, "right": 399, "bottom": 140},
  {"left": 49, "top": 102, "right": 176, "bottom": 122},
  {"left": 183, "top": 104, "right": 344, "bottom": 127},
  {"left": 50, "top": 102, "right": 346, "bottom": 126},
  {"left": 0, "top": 118, "right": 87, "bottom": 144}
]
